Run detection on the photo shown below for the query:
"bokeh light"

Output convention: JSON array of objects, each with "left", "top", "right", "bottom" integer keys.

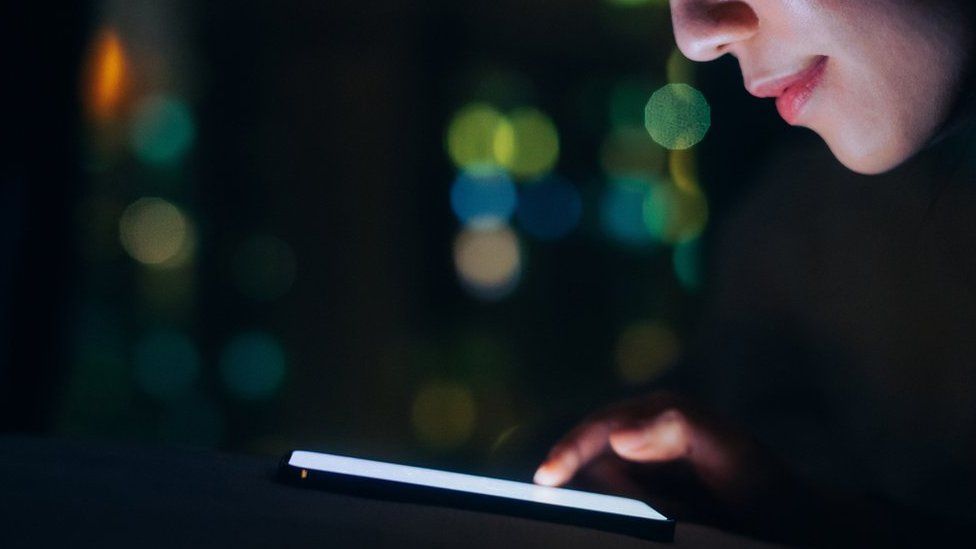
[
  {"left": 644, "top": 83, "right": 711, "bottom": 150},
  {"left": 599, "top": 126, "right": 665, "bottom": 178},
  {"left": 666, "top": 48, "right": 695, "bottom": 84},
  {"left": 506, "top": 107, "right": 560, "bottom": 180},
  {"left": 515, "top": 175, "right": 582, "bottom": 241},
  {"left": 600, "top": 177, "right": 655, "bottom": 246},
  {"left": 610, "top": 78, "right": 656, "bottom": 130},
  {"left": 232, "top": 235, "right": 297, "bottom": 302},
  {"left": 86, "top": 27, "right": 127, "bottom": 121},
  {"left": 669, "top": 148, "right": 700, "bottom": 194},
  {"left": 119, "top": 197, "right": 191, "bottom": 267},
  {"left": 615, "top": 321, "right": 680, "bottom": 385},
  {"left": 453, "top": 225, "right": 522, "bottom": 301},
  {"left": 133, "top": 330, "right": 200, "bottom": 400},
  {"left": 219, "top": 332, "right": 287, "bottom": 400},
  {"left": 673, "top": 237, "right": 704, "bottom": 292},
  {"left": 411, "top": 381, "right": 477, "bottom": 449},
  {"left": 130, "top": 94, "right": 196, "bottom": 165},
  {"left": 446, "top": 103, "right": 514, "bottom": 170},
  {"left": 643, "top": 181, "right": 709, "bottom": 244},
  {"left": 450, "top": 168, "right": 518, "bottom": 225}
]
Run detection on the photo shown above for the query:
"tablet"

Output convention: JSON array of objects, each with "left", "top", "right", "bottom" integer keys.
[{"left": 278, "top": 449, "right": 675, "bottom": 542}]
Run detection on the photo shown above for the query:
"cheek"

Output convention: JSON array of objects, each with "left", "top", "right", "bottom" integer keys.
[
  {"left": 814, "top": 62, "right": 911, "bottom": 173},
  {"left": 807, "top": 1, "right": 971, "bottom": 173},
  {"left": 807, "top": 35, "right": 959, "bottom": 173}
]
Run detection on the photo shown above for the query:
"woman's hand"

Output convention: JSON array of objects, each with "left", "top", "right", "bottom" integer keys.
[{"left": 533, "top": 391, "right": 818, "bottom": 541}]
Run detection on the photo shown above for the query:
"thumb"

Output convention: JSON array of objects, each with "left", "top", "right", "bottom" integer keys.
[{"left": 608, "top": 409, "right": 693, "bottom": 463}]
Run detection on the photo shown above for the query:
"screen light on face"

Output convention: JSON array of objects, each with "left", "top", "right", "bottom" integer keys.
[{"left": 288, "top": 451, "right": 668, "bottom": 521}]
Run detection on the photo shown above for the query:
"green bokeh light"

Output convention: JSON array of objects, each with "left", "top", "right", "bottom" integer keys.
[
  {"left": 131, "top": 95, "right": 196, "bottom": 166},
  {"left": 507, "top": 107, "right": 560, "bottom": 180},
  {"left": 642, "top": 181, "right": 709, "bottom": 244},
  {"left": 445, "top": 103, "right": 513, "bottom": 170},
  {"left": 219, "top": 332, "right": 287, "bottom": 400},
  {"left": 644, "top": 84, "right": 711, "bottom": 150},
  {"left": 610, "top": 78, "right": 656, "bottom": 131}
]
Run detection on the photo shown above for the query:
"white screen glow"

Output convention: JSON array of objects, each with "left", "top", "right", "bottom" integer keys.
[{"left": 288, "top": 450, "right": 667, "bottom": 521}]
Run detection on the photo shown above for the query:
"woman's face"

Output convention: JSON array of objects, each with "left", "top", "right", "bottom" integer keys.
[{"left": 670, "top": 0, "right": 973, "bottom": 174}]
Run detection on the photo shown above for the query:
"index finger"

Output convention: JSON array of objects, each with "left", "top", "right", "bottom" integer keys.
[
  {"left": 533, "top": 394, "right": 681, "bottom": 486},
  {"left": 533, "top": 418, "right": 615, "bottom": 486}
]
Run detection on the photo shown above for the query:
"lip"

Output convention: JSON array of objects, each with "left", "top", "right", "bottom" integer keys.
[{"left": 748, "top": 56, "right": 828, "bottom": 125}]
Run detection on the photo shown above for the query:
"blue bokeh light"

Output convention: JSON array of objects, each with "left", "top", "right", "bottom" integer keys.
[
  {"left": 600, "top": 177, "right": 655, "bottom": 246},
  {"left": 133, "top": 330, "right": 200, "bottom": 400},
  {"left": 515, "top": 175, "right": 582, "bottom": 241},
  {"left": 219, "top": 331, "right": 287, "bottom": 400},
  {"left": 450, "top": 168, "right": 518, "bottom": 225}
]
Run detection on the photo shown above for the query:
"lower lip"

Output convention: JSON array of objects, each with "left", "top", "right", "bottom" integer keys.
[{"left": 775, "top": 56, "right": 828, "bottom": 125}]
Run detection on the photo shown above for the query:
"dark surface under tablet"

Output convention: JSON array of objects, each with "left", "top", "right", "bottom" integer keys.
[{"left": 0, "top": 436, "right": 785, "bottom": 548}]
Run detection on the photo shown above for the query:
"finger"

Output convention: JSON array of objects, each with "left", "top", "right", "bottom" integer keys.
[
  {"left": 608, "top": 408, "right": 693, "bottom": 463},
  {"left": 534, "top": 418, "right": 615, "bottom": 486},
  {"left": 534, "top": 393, "right": 684, "bottom": 486}
]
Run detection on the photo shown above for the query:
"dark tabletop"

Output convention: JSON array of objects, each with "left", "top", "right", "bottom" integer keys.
[{"left": 0, "top": 436, "right": 786, "bottom": 548}]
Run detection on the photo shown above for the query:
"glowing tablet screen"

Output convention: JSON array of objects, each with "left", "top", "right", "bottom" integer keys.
[{"left": 288, "top": 450, "right": 667, "bottom": 521}]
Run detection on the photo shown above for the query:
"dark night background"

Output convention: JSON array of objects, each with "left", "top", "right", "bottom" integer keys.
[{"left": 4, "top": 0, "right": 976, "bottom": 530}]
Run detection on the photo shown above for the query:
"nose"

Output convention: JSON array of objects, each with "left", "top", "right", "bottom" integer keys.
[{"left": 670, "top": 0, "right": 759, "bottom": 62}]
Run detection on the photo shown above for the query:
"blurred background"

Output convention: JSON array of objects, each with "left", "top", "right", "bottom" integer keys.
[{"left": 5, "top": 0, "right": 976, "bottom": 523}]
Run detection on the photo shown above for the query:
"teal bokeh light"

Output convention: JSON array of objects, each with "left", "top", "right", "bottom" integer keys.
[
  {"left": 600, "top": 177, "right": 654, "bottom": 246},
  {"left": 219, "top": 332, "right": 287, "bottom": 400},
  {"left": 131, "top": 95, "right": 196, "bottom": 166},
  {"left": 673, "top": 237, "right": 703, "bottom": 291},
  {"left": 133, "top": 330, "right": 200, "bottom": 400}
]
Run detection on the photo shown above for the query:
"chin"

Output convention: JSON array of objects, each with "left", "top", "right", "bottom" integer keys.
[{"left": 820, "top": 130, "right": 918, "bottom": 176}]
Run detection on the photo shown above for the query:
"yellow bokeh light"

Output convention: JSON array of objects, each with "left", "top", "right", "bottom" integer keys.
[
  {"left": 643, "top": 181, "right": 708, "bottom": 244},
  {"left": 669, "top": 148, "right": 700, "bottom": 194},
  {"left": 86, "top": 28, "right": 127, "bottom": 121},
  {"left": 644, "top": 84, "right": 711, "bottom": 150},
  {"left": 411, "top": 381, "right": 477, "bottom": 449},
  {"left": 446, "top": 103, "right": 514, "bottom": 170},
  {"left": 599, "top": 126, "right": 665, "bottom": 177},
  {"left": 666, "top": 48, "right": 695, "bottom": 85},
  {"left": 453, "top": 225, "right": 521, "bottom": 300},
  {"left": 119, "top": 197, "right": 191, "bottom": 267},
  {"left": 615, "top": 321, "right": 680, "bottom": 385},
  {"left": 506, "top": 108, "right": 560, "bottom": 180}
]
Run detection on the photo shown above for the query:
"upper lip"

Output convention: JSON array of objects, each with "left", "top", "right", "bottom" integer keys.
[{"left": 746, "top": 56, "right": 827, "bottom": 98}]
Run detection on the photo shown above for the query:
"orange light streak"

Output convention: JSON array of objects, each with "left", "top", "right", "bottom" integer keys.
[{"left": 88, "top": 28, "right": 127, "bottom": 120}]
